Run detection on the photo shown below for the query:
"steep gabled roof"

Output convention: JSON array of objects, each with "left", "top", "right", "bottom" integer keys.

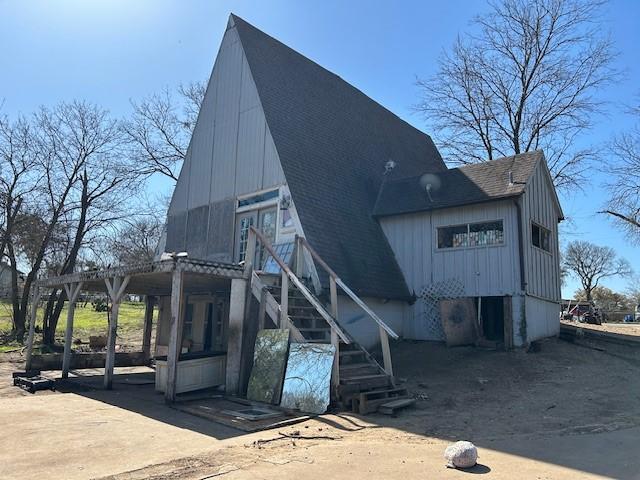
[
  {"left": 373, "top": 151, "right": 543, "bottom": 217},
  {"left": 232, "top": 15, "right": 446, "bottom": 300}
]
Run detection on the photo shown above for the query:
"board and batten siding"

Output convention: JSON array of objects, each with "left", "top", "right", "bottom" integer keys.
[
  {"left": 381, "top": 200, "right": 522, "bottom": 341},
  {"left": 519, "top": 160, "right": 562, "bottom": 302},
  {"left": 165, "top": 23, "right": 285, "bottom": 259},
  {"left": 380, "top": 199, "right": 521, "bottom": 299}
]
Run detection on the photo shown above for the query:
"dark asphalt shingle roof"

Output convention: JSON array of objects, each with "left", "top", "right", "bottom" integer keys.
[
  {"left": 373, "top": 151, "right": 543, "bottom": 217},
  {"left": 232, "top": 15, "right": 446, "bottom": 300}
]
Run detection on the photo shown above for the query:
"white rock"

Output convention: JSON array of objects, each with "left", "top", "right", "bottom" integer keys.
[{"left": 444, "top": 441, "right": 478, "bottom": 469}]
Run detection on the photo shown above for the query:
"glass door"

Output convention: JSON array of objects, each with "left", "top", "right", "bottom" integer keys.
[
  {"left": 234, "top": 206, "right": 278, "bottom": 267},
  {"left": 257, "top": 207, "right": 277, "bottom": 268},
  {"left": 235, "top": 211, "right": 257, "bottom": 264}
]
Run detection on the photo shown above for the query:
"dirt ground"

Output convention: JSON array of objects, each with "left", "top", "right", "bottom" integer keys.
[
  {"left": 2, "top": 337, "right": 640, "bottom": 479},
  {"left": 562, "top": 319, "right": 640, "bottom": 337}
]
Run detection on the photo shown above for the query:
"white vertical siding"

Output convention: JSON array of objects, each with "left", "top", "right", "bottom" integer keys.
[
  {"left": 336, "top": 296, "right": 405, "bottom": 350},
  {"left": 380, "top": 200, "right": 521, "bottom": 298},
  {"left": 525, "top": 296, "right": 560, "bottom": 342},
  {"left": 381, "top": 200, "right": 522, "bottom": 341},
  {"left": 168, "top": 25, "right": 285, "bottom": 217},
  {"left": 520, "top": 161, "right": 562, "bottom": 302}
]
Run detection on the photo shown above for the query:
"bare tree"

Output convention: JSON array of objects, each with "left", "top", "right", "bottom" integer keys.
[
  {"left": 108, "top": 217, "right": 164, "bottom": 265},
  {"left": 0, "top": 101, "right": 129, "bottom": 342},
  {"left": 36, "top": 101, "right": 135, "bottom": 344},
  {"left": 563, "top": 241, "right": 631, "bottom": 302},
  {"left": 626, "top": 276, "right": 640, "bottom": 308},
  {"left": 601, "top": 104, "right": 640, "bottom": 241},
  {"left": 416, "top": 0, "right": 616, "bottom": 190},
  {"left": 0, "top": 115, "right": 43, "bottom": 337},
  {"left": 121, "top": 82, "right": 205, "bottom": 182}
]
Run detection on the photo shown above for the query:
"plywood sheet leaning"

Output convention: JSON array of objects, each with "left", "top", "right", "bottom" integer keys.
[
  {"left": 246, "top": 329, "right": 290, "bottom": 404},
  {"left": 280, "top": 343, "right": 336, "bottom": 414},
  {"left": 439, "top": 298, "right": 478, "bottom": 347}
]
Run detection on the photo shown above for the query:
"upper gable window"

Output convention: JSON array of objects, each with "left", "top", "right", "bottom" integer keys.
[
  {"left": 237, "top": 189, "right": 279, "bottom": 209},
  {"left": 531, "top": 222, "right": 551, "bottom": 252},
  {"left": 437, "top": 220, "right": 504, "bottom": 249}
]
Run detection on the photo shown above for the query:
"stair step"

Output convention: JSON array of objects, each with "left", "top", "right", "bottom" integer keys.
[
  {"left": 271, "top": 294, "right": 309, "bottom": 301},
  {"left": 340, "top": 362, "right": 375, "bottom": 371},
  {"left": 288, "top": 314, "right": 324, "bottom": 320},
  {"left": 378, "top": 398, "right": 416, "bottom": 415},
  {"left": 340, "top": 365, "right": 380, "bottom": 377},
  {"left": 340, "top": 374, "right": 389, "bottom": 385},
  {"left": 296, "top": 328, "right": 330, "bottom": 333},
  {"left": 339, "top": 349, "right": 366, "bottom": 357}
]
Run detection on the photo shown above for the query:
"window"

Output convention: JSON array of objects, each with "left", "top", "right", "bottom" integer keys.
[
  {"left": 236, "top": 215, "right": 255, "bottom": 263},
  {"left": 531, "top": 222, "right": 551, "bottom": 252},
  {"left": 262, "top": 241, "right": 295, "bottom": 274},
  {"left": 237, "top": 189, "right": 278, "bottom": 208},
  {"left": 437, "top": 220, "right": 504, "bottom": 249},
  {"left": 182, "top": 303, "right": 194, "bottom": 348}
]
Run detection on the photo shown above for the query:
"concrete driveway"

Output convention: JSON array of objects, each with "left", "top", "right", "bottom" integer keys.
[{"left": 0, "top": 369, "right": 249, "bottom": 480}]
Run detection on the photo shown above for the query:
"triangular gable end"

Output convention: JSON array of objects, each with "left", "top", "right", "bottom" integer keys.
[
  {"left": 165, "top": 18, "right": 286, "bottom": 259},
  {"left": 522, "top": 153, "right": 565, "bottom": 222}
]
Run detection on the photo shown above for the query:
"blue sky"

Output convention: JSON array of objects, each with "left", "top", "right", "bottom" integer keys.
[{"left": 1, "top": 0, "right": 638, "bottom": 297}]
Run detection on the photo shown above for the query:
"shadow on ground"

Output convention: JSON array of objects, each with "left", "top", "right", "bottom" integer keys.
[
  {"left": 52, "top": 368, "right": 243, "bottom": 441},
  {"left": 7, "top": 333, "right": 640, "bottom": 479}
]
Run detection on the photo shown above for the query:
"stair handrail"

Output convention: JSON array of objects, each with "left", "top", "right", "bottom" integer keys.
[
  {"left": 295, "top": 235, "right": 399, "bottom": 339},
  {"left": 246, "top": 226, "right": 350, "bottom": 344},
  {"left": 295, "top": 235, "right": 396, "bottom": 376}
]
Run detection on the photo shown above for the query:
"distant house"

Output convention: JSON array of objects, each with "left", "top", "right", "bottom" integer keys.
[
  {"left": 35, "top": 15, "right": 563, "bottom": 405},
  {"left": 0, "top": 262, "right": 24, "bottom": 299}
]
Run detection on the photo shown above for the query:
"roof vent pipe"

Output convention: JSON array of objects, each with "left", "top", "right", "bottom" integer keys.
[{"left": 508, "top": 170, "right": 514, "bottom": 186}]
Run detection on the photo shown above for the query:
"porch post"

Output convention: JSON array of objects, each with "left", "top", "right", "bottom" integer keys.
[
  {"left": 225, "top": 277, "right": 248, "bottom": 396},
  {"left": 165, "top": 268, "right": 184, "bottom": 403},
  {"left": 25, "top": 286, "right": 40, "bottom": 371},
  {"left": 62, "top": 282, "right": 83, "bottom": 379},
  {"left": 142, "top": 295, "right": 155, "bottom": 363},
  {"left": 104, "top": 276, "right": 130, "bottom": 389}
]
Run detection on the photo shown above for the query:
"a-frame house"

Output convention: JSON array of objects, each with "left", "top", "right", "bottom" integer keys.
[{"left": 33, "top": 14, "right": 563, "bottom": 407}]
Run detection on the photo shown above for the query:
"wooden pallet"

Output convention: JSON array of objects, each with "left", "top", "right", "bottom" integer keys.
[{"left": 353, "top": 387, "right": 409, "bottom": 414}]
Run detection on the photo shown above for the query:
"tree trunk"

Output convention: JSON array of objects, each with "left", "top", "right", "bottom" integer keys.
[
  {"left": 6, "top": 243, "right": 23, "bottom": 340},
  {"left": 42, "top": 181, "right": 90, "bottom": 344}
]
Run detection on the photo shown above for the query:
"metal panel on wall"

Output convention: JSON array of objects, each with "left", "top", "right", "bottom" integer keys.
[
  {"left": 185, "top": 205, "right": 209, "bottom": 260},
  {"left": 206, "top": 198, "right": 235, "bottom": 262},
  {"left": 165, "top": 212, "right": 187, "bottom": 252}
]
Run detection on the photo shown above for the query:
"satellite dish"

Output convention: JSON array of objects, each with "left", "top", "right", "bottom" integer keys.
[{"left": 419, "top": 174, "right": 441, "bottom": 202}]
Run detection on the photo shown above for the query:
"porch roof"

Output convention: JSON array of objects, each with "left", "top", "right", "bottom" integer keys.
[{"left": 35, "top": 258, "right": 245, "bottom": 296}]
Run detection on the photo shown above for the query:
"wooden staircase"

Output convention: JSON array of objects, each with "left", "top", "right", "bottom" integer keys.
[{"left": 245, "top": 227, "right": 414, "bottom": 414}]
